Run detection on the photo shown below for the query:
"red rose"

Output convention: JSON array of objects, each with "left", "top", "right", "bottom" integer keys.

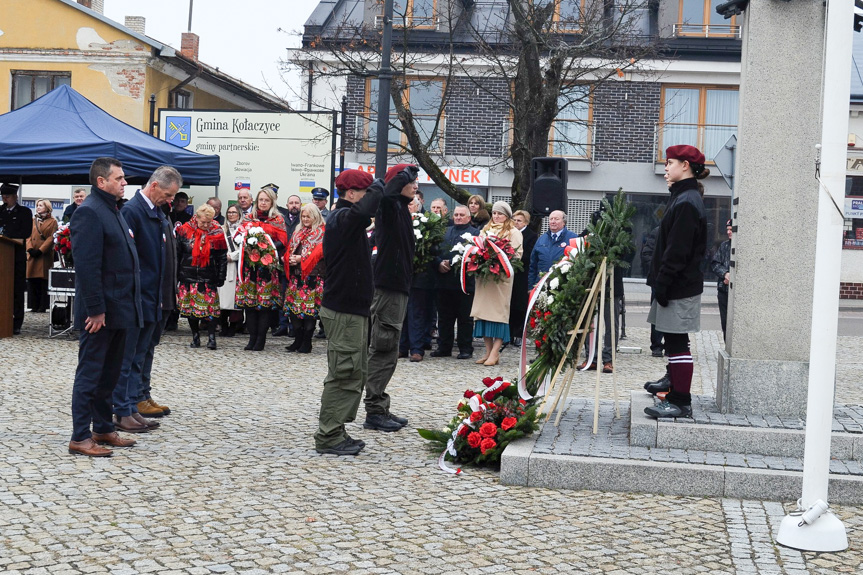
[
  {"left": 519, "top": 399, "right": 527, "bottom": 405},
  {"left": 457, "top": 425, "right": 469, "bottom": 437},
  {"left": 535, "top": 339, "right": 542, "bottom": 348},
  {"left": 482, "top": 377, "right": 495, "bottom": 387},
  {"left": 464, "top": 390, "right": 476, "bottom": 399},
  {"left": 501, "top": 417, "right": 517, "bottom": 431},
  {"left": 544, "top": 311, "right": 551, "bottom": 319},
  {"left": 261, "top": 254, "right": 273, "bottom": 266},
  {"left": 480, "top": 438, "right": 497, "bottom": 454},
  {"left": 530, "top": 317, "right": 537, "bottom": 329},
  {"left": 489, "top": 263, "right": 500, "bottom": 275},
  {"left": 467, "top": 432, "right": 482, "bottom": 448},
  {"left": 469, "top": 411, "right": 483, "bottom": 423},
  {"left": 250, "top": 251, "right": 261, "bottom": 263},
  {"left": 479, "top": 422, "right": 498, "bottom": 438}
]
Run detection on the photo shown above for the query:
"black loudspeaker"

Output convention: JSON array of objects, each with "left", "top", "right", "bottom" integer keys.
[{"left": 530, "top": 157, "right": 568, "bottom": 217}]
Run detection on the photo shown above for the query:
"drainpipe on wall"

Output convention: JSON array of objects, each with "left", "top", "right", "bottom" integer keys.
[{"left": 169, "top": 62, "right": 202, "bottom": 107}]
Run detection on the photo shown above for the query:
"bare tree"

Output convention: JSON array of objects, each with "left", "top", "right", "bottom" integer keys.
[{"left": 292, "top": 0, "right": 659, "bottom": 210}]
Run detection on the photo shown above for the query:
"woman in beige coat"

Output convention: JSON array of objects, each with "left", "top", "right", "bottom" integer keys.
[
  {"left": 470, "top": 200, "right": 523, "bottom": 366},
  {"left": 26, "top": 199, "right": 58, "bottom": 313}
]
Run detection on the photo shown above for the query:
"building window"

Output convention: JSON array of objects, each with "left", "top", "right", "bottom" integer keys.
[
  {"left": 393, "top": 0, "right": 437, "bottom": 28},
  {"left": 549, "top": 86, "right": 592, "bottom": 158},
  {"left": 12, "top": 71, "right": 71, "bottom": 109},
  {"left": 658, "top": 85, "right": 738, "bottom": 162},
  {"left": 363, "top": 78, "right": 445, "bottom": 152},
  {"left": 845, "top": 175, "right": 863, "bottom": 249},
  {"left": 675, "top": 0, "right": 738, "bottom": 37},
  {"left": 532, "top": 0, "right": 585, "bottom": 32},
  {"left": 174, "top": 90, "right": 193, "bottom": 109}
]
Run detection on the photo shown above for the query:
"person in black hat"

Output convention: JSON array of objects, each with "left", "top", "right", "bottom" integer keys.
[
  {"left": 311, "top": 187, "right": 330, "bottom": 220},
  {"left": 711, "top": 218, "right": 733, "bottom": 342},
  {"left": 0, "top": 183, "right": 33, "bottom": 334}
]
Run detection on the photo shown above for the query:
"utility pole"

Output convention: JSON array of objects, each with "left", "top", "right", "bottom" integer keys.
[{"left": 374, "top": 0, "right": 394, "bottom": 178}]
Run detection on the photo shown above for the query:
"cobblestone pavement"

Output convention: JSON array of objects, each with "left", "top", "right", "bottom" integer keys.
[{"left": 1, "top": 313, "right": 861, "bottom": 574}]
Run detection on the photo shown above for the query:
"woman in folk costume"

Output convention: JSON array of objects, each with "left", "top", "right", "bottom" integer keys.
[
  {"left": 175, "top": 203, "right": 228, "bottom": 350},
  {"left": 470, "top": 201, "right": 523, "bottom": 367},
  {"left": 26, "top": 198, "right": 58, "bottom": 313},
  {"left": 283, "top": 203, "right": 326, "bottom": 354},
  {"left": 235, "top": 186, "right": 288, "bottom": 351}
]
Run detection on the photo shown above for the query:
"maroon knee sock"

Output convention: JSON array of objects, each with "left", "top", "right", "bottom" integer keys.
[{"left": 668, "top": 351, "right": 694, "bottom": 397}]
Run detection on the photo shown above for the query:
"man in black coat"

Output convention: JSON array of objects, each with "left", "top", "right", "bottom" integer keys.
[
  {"left": 509, "top": 210, "right": 538, "bottom": 345},
  {"left": 710, "top": 219, "right": 733, "bottom": 342},
  {"left": 68, "top": 157, "right": 142, "bottom": 457},
  {"left": 431, "top": 205, "right": 479, "bottom": 359},
  {"left": 273, "top": 193, "right": 303, "bottom": 337},
  {"left": 112, "top": 166, "right": 181, "bottom": 433},
  {"left": 364, "top": 163, "right": 419, "bottom": 433},
  {"left": 62, "top": 188, "right": 87, "bottom": 224},
  {"left": 0, "top": 183, "right": 32, "bottom": 335}
]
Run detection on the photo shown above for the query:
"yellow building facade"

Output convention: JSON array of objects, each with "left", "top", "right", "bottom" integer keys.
[{"left": 0, "top": 0, "right": 285, "bottom": 134}]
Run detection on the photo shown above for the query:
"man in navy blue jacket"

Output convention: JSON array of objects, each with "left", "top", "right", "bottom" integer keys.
[
  {"left": 68, "top": 158, "right": 142, "bottom": 457},
  {"left": 113, "top": 166, "right": 181, "bottom": 433},
  {"left": 528, "top": 210, "right": 578, "bottom": 288}
]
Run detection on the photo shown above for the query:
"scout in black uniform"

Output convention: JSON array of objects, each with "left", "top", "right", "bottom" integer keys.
[{"left": 0, "top": 183, "right": 34, "bottom": 334}]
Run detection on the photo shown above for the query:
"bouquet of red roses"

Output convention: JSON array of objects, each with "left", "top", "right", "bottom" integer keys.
[
  {"left": 241, "top": 225, "right": 282, "bottom": 272},
  {"left": 418, "top": 376, "right": 539, "bottom": 474},
  {"left": 451, "top": 233, "right": 523, "bottom": 292},
  {"left": 53, "top": 224, "right": 73, "bottom": 267}
]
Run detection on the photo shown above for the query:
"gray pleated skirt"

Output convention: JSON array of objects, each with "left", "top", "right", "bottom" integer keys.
[{"left": 647, "top": 294, "right": 702, "bottom": 334}]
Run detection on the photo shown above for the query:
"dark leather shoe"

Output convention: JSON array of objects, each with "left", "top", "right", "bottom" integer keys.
[
  {"left": 651, "top": 349, "right": 664, "bottom": 357},
  {"left": 92, "top": 431, "right": 136, "bottom": 447},
  {"left": 69, "top": 438, "right": 112, "bottom": 457},
  {"left": 363, "top": 414, "right": 403, "bottom": 432},
  {"left": 272, "top": 326, "right": 289, "bottom": 337},
  {"left": 410, "top": 353, "right": 423, "bottom": 362},
  {"left": 644, "top": 373, "right": 671, "bottom": 395},
  {"left": 457, "top": 352, "right": 473, "bottom": 360},
  {"left": 644, "top": 400, "right": 692, "bottom": 419},
  {"left": 316, "top": 438, "right": 363, "bottom": 455},
  {"left": 388, "top": 412, "right": 408, "bottom": 427},
  {"left": 430, "top": 350, "right": 450, "bottom": 357},
  {"left": 132, "top": 412, "right": 159, "bottom": 429},
  {"left": 577, "top": 361, "right": 597, "bottom": 371},
  {"left": 113, "top": 415, "right": 149, "bottom": 433}
]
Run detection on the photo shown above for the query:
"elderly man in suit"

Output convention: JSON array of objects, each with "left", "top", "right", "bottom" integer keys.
[
  {"left": 528, "top": 210, "right": 577, "bottom": 289},
  {"left": 68, "top": 157, "right": 142, "bottom": 457},
  {"left": 112, "top": 165, "right": 181, "bottom": 433}
]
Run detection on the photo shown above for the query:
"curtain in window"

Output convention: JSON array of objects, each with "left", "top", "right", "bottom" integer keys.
[
  {"left": 703, "top": 89, "right": 738, "bottom": 160},
  {"left": 662, "top": 88, "right": 699, "bottom": 150},
  {"left": 552, "top": 88, "right": 589, "bottom": 157}
]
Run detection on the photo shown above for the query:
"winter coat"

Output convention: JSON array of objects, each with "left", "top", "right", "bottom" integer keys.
[
  {"left": 176, "top": 221, "right": 228, "bottom": 288},
  {"left": 373, "top": 172, "right": 416, "bottom": 295},
  {"left": 528, "top": 227, "right": 578, "bottom": 288},
  {"left": 26, "top": 215, "right": 57, "bottom": 280},
  {"left": 218, "top": 222, "right": 242, "bottom": 310},
  {"left": 710, "top": 239, "right": 731, "bottom": 293},
  {"left": 648, "top": 177, "right": 707, "bottom": 300},
  {"left": 469, "top": 224, "right": 523, "bottom": 325}
]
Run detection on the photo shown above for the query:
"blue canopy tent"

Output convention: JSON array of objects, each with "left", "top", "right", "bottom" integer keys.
[{"left": 0, "top": 85, "right": 220, "bottom": 185}]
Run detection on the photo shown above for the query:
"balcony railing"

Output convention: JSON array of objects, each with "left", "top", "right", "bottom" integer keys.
[
  {"left": 673, "top": 23, "right": 741, "bottom": 38},
  {"left": 655, "top": 122, "right": 737, "bottom": 163}
]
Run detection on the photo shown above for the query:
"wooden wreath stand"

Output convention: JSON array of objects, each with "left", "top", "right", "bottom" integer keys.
[{"left": 537, "top": 257, "right": 619, "bottom": 434}]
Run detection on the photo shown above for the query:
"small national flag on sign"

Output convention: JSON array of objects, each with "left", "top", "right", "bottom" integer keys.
[
  {"left": 299, "top": 180, "right": 315, "bottom": 194},
  {"left": 235, "top": 178, "right": 251, "bottom": 191}
]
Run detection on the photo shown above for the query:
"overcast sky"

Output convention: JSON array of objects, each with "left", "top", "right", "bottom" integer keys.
[{"left": 103, "top": 0, "right": 321, "bottom": 104}]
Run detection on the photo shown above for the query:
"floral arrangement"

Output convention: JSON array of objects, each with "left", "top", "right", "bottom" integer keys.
[
  {"left": 522, "top": 191, "right": 634, "bottom": 395},
  {"left": 451, "top": 233, "right": 524, "bottom": 289},
  {"left": 412, "top": 211, "right": 447, "bottom": 274},
  {"left": 53, "top": 224, "right": 73, "bottom": 267},
  {"left": 418, "top": 376, "right": 540, "bottom": 473},
  {"left": 242, "top": 226, "right": 282, "bottom": 272}
]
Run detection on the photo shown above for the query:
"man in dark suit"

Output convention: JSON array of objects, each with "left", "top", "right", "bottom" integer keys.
[
  {"left": 68, "top": 157, "right": 142, "bottom": 457},
  {"left": 0, "top": 183, "right": 32, "bottom": 335},
  {"left": 62, "top": 188, "right": 87, "bottom": 224},
  {"left": 510, "top": 210, "right": 538, "bottom": 346},
  {"left": 112, "top": 166, "right": 181, "bottom": 433}
]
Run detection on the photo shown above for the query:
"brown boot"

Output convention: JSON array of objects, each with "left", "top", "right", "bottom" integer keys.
[
  {"left": 137, "top": 400, "right": 166, "bottom": 417},
  {"left": 68, "top": 438, "right": 112, "bottom": 457},
  {"left": 92, "top": 431, "right": 137, "bottom": 447},
  {"left": 132, "top": 412, "right": 160, "bottom": 429},
  {"left": 113, "top": 415, "right": 149, "bottom": 433},
  {"left": 147, "top": 398, "right": 171, "bottom": 415}
]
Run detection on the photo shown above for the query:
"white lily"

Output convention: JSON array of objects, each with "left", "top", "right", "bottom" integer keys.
[
  {"left": 413, "top": 219, "right": 420, "bottom": 227},
  {"left": 460, "top": 232, "right": 474, "bottom": 241},
  {"left": 247, "top": 237, "right": 258, "bottom": 245},
  {"left": 547, "top": 295, "right": 555, "bottom": 306},
  {"left": 549, "top": 277, "right": 560, "bottom": 291}
]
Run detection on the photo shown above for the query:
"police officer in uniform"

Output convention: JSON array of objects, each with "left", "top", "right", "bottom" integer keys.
[
  {"left": 311, "top": 187, "right": 330, "bottom": 220},
  {"left": 0, "top": 183, "right": 33, "bottom": 334}
]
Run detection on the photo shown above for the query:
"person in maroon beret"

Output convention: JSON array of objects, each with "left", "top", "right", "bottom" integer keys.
[
  {"left": 643, "top": 144, "right": 709, "bottom": 419},
  {"left": 313, "top": 169, "right": 384, "bottom": 456},
  {"left": 363, "top": 163, "right": 420, "bottom": 433}
]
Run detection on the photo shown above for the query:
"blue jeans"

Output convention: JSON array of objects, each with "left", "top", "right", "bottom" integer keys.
[
  {"left": 399, "top": 288, "right": 435, "bottom": 356},
  {"left": 112, "top": 321, "right": 157, "bottom": 416}
]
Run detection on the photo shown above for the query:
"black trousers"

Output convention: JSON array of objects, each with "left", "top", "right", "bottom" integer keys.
[
  {"left": 13, "top": 258, "right": 25, "bottom": 329},
  {"left": 649, "top": 289, "right": 664, "bottom": 353},
  {"left": 71, "top": 327, "right": 128, "bottom": 441},
  {"left": 27, "top": 277, "right": 48, "bottom": 312},
  {"left": 718, "top": 288, "right": 728, "bottom": 341},
  {"left": 436, "top": 288, "right": 474, "bottom": 355}
]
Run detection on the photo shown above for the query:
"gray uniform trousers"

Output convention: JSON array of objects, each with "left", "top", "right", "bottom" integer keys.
[
  {"left": 314, "top": 306, "right": 369, "bottom": 449},
  {"left": 364, "top": 288, "right": 409, "bottom": 416}
]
